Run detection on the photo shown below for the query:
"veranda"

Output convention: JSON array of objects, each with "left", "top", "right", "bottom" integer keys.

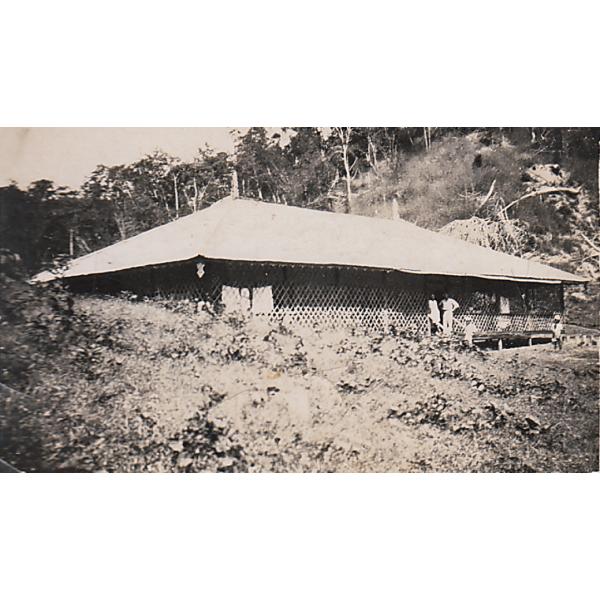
[{"left": 67, "top": 258, "right": 564, "bottom": 334}]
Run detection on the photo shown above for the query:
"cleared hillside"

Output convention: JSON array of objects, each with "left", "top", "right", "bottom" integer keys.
[{"left": 1, "top": 296, "right": 597, "bottom": 472}]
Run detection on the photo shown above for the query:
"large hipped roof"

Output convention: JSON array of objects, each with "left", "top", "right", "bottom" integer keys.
[{"left": 43, "top": 196, "right": 586, "bottom": 284}]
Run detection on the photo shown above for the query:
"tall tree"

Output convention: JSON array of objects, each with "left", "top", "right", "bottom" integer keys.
[
  {"left": 282, "top": 128, "right": 337, "bottom": 208},
  {"left": 331, "top": 127, "right": 356, "bottom": 212},
  {"left": 234, "top": 128, "right": 288, "bottom": 203}
]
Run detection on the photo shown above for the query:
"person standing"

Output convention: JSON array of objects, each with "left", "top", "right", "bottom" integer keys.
[
  {"left": 440, "top": 293, "right": 460, "bottom": 335},
  {"left": 463, "top": 316, "right": 476, "bottom": 347},
  {"left": 427, "top": 293, "right": 442, "bottom": 335},
  {"left": 551, "top": 313, "right": 564, "bottom": 350}
]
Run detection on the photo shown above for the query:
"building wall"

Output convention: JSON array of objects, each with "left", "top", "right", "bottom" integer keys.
[{"left": 67, "top": 259, "right": 563, "bottom": 333}]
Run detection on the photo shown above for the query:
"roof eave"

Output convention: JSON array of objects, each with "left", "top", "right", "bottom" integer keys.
[{"left": 53, "top": 255, "right": 588, "bottom": 285}]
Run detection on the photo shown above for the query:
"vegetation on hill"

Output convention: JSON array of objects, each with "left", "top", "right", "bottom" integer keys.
[{"left": 0, "top": 292, "right": 597, "bottom": 472}]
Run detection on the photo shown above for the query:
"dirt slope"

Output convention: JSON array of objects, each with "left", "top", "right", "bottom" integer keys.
[{"left": 1, "top": 297, "right": 598, "bottom": 472}]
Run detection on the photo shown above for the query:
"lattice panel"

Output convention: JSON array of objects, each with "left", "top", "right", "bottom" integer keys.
[
  {"left": 155, "top": 279, "right": 203, "bottom": 301},
  {"left": 270, "top": 284, "right": 429, "bottom": 332},
  {"left": 155, "top": 279, "right": 223, "bottom": 303},
  {"left": 120, "top": 264, "right": 560, "bottom": 334},
  {"left": 268, "top": 284, "right": 558, "bottom": 333},
  {"left": 124, "top": 267, "right": 222, "bottom": 304},
  {"left": 453, "top": 314, "right": 555, "bottom": 333}
]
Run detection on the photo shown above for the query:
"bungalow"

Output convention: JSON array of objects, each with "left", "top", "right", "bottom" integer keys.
[{"left": 38, "top": 196, "right": 586, "bottom": 333}]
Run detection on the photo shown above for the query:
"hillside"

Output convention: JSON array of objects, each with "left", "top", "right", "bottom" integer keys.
[{"left": 1, "top": 295, "right": 597, "bottom": 473}]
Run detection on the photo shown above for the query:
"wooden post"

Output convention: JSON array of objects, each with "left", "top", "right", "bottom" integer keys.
[
  {"left": 498, "top": 338, "right": 503, "bottom": 350},
  {"left": 528, "top": 337, "right": 532, "bottom": 346}
]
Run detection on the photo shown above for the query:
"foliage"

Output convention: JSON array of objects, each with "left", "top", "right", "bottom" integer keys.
[
  {"left": 0, "top": 269, "right": 75, "bottom": 386},
  {"left": 349, "top": 134, "right": 531, "bottom": 228},
  {"left": 0, "top": 147, "right": 233, "bottom": 274},
  {"left": 0, "top": 264, "right": 79, "bottom": 470},
  {"left": 0, "top": 180, "right": 81, "bottom": 271},
  {"left": 1, "top": 295, "right": 597, "bottom": 473},
  {"left": 80, "top": 149, "right": 233, "bottom": 244}
]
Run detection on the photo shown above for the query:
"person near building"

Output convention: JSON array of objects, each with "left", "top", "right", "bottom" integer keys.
[
  {"left": 427, "top": 294, "right": 442, "bottom": 335},
  {"left": 440, "top": 293, "right": 460, "bottom": 335},
  {"left": 463, "top": 316, "right": 476, "bottom": 347},
  {"left": 551, "top": 313, "right": 564, "bottom": 350}
]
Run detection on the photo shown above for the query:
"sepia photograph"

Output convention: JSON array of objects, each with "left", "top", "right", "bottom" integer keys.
[
  {"left": 3, "top": 3, "right": 600, "bottom": 600},
  {"left": 1, "top": 127, "right": 598, "bottom": 473}
]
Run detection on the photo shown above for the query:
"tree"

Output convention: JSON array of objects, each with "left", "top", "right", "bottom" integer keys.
[
  {"left": 331, "top": 127, "right": 356, "bottom": 212},
  {"left": 82, "top": 164, "right": 145, "bottom": 241},
  {"left": 281, "top": 128, "right": 337, "bottom": 208},
  {"left": 172, "top": 149, "right": 233, "bottom": 210},
  {"left": 234, "top": 128, "right": 288, "bottom": 203}
]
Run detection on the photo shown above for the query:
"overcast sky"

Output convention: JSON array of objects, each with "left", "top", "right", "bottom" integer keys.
[{"left": 0, "top": 128, "right": 239, "bottom": 189}]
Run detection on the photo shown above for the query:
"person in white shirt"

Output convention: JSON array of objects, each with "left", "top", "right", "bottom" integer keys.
[
  {"left": 427, "top": 294, "right": 442, "bottom": 335},
  {"left": 440, "top": 293, "right": 460, "bottom": 335},
  {"left": 551, "top": 314, "right": 563, "bottom": 350}
]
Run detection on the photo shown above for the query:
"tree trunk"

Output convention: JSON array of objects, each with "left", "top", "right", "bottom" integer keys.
[
  {"left": 75, "top": 235, "right": 91, "bottom": 255},
  {"left": 423, "top": 127, "right": 430, "bottom": 151},
  {"left": 551, "top": 127, "right": 563, "bottom": 163},
  {"left": 367, "top": 134, "right": 378, "bottom": 173},
  {"left": 343, "top": 153, "right": 352, "bottom": 211},
  {"left": 192, "top": 177, "right": 199, "bottom": 211},
  {"left": 115, "top": 215, "right": 127, "bottom": 240},
  {"left": 334, "top": 127, "right": 353, "bottom": 213},
  {"left": 173, "top": 174, "right": 179, "bottom": 219},
  {"left": 231, "top": 170, "right": 239, "bottom": 200},
  {"left": 530, "top": 128, "right": 537, "bottom": 144}
]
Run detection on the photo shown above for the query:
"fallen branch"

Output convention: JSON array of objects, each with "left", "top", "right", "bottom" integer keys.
[
  {"left": 498, "top": 185, "right": 582, "bottom": 217},
  {"left": 579, "top": 231, "right": 600, "bottom": 255},
  {"left": 519, "top": 185, "right": 581, "bottom": 201},
  {"left": 573, "top": 252, "right": 599, "bottom": 264},
  {"left": 474, "top": 179, "right": 496, "bottom": 216},
  {"left": 483, "top": 179, "right": 496, "bottom": 204}
]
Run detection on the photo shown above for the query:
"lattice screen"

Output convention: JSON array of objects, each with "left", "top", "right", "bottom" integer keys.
[
  {"left": 266, "top": 284, "right": 556, "bottom": 333},
  {"left": 452, "top": 313, "right": 555, "bottom": 333},
  {"left": 270, "top": 284, "right": 429, "bottom": 332},
  {"left": 93, "top": 261, "right": 559, "bottom": 334}
]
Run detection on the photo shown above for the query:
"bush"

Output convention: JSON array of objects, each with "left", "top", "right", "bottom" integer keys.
[{"left": 351, "top": 133, "right": 531, "bottom": 229}]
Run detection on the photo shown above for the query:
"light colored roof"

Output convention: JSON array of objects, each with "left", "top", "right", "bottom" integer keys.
[{"left": 37, "top": 196, "right": 586, "bottom": 284}]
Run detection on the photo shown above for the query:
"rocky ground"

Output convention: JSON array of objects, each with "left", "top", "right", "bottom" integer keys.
[{"left": 1, "top": 297, "right": 598, "bottom": 473}]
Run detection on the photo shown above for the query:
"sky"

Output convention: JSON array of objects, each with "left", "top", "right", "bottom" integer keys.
[{"left": 0, "top": 128, "right": 239, "bottom": 189}]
